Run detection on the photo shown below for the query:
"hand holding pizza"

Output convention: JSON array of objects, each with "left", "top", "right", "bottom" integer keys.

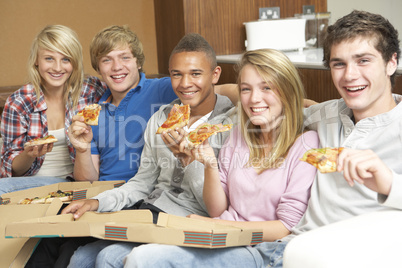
[
  {"left": 337, "top": 148, "right": 393, "bottom": 196},
  {"left": 68, "top": 114, "right": 93, "bottom": 153},
  {"left": 185, "top": 139, "right": 218, "bottom": 169},
  {"left": 23, "top": 142, "right": 54, "bottom": 158},
  {"left": 157, "top": 104, "right": 232, "bottom": 167},
  {"left": 22, "top": 135, "right": 57, "bottom": 158},
  {"left": 162, "top": 128, "right": 194, "bottom": 167},
  {"left": 161, "top": 127, "right": 187, "bottom": 152}
]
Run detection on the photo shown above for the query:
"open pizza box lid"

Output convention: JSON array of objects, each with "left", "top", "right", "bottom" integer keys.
[
  {"left": 0, "top": 180, "right": 124, "bottom": 267},
  {"left": 6, "top": 210, "right": 263, "bottom": 249},
  {"left": 0, "top": 180, "right": 125, "bottom": 205},
  {"left": 0, "top": 200, "right": 62, "bottom": 268}
]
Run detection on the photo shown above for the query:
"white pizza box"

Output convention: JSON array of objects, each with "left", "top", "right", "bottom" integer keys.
[
  {"left": 0, "top": 180, "right": 125, "bottom": 205},
  {"left": 6, "top": 210, "right": 264, "bottom": 249}
]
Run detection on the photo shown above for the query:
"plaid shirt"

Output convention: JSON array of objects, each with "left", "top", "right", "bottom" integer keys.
[{"left": 0, "top": 76, "right": 107, "bottom": 177}]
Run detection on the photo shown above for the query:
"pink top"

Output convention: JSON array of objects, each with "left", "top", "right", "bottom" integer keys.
[{"left": 217, "top": 127, "right": 319, "bottom": 230}]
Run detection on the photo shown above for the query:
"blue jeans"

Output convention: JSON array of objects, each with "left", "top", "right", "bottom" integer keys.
[
  {"left": 125, "top": 241, "right": 288, "bottom": 268},
  {"left": 0, "top": 176, "right": 70, "bottom": 195},
  {"left": 67, "top": 239, "right": 142, "bottom": 268}
]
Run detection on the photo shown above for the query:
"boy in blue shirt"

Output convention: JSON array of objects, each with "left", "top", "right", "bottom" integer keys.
[{"left": 69, "top": 25, "right": 178, "bottom": 182}]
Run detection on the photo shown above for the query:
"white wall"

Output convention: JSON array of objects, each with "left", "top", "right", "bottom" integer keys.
[{"left": 327, "top": 0, "right": 402, "bottom": 38}]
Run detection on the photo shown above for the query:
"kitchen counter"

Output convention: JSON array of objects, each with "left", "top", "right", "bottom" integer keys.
[
  {"left": 217, "top": 48, "right": 402, "bottom": 73},
  {"left": 217, "top": 48, "right": 325, "bottom": 69}
]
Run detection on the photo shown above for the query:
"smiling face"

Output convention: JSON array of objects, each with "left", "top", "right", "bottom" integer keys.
[
  {"left": 329, "top": 37, "right": 397, "bottom": 121},
  {"left": 169, "top": 51, "right": 220, "bottom": 117},
  {"left": 239, "top": 64, "right": 283, "bottom": 132},
  {"left": 36, "top": 49, "right": 73, "bottom": 92},
  {"left": 97, "top": 46, "right": 141, "bottom": 103}
]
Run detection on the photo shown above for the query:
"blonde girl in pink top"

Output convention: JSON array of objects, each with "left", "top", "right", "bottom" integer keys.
[{"left": 187, "top": 48, "right": 319, "bottom": 242}]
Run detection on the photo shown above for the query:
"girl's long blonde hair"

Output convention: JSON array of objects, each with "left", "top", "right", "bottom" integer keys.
[
  {"left": 27, "top": 25, "right": 84, "bottom": 108},
  {"left": 236, "top": 49, "right": 305, "bottom": 171}
]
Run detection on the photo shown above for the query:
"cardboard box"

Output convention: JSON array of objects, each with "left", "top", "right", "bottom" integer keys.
[
  {"left": 0, "top": 180, "right": 125, "bottom": 205},
  {"left": 0, "top": 180, "right": 125, "bottom": 267},
  {"left": 6, "top": 210, "right": 263, "bottom": 248},
  {"left": 0, "top": 200, "right": 62, "bottom": 268}
]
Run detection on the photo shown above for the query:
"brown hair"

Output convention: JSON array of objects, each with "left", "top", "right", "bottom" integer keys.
[
  {"left": 323, "top": 10, "right": 400, "bottom": 86},
  {"left": 90, "top": 25, "right": 145, "bottom": 73}
]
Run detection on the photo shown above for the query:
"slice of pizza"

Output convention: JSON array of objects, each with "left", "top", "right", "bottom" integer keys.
[
  {"left": 30, "top": 196, "right": 47, "bottom": 204},
  {"left": 18, "top": 198, "right": 33, "bottom": 205},
  {"left": 24, "top": 135, "right": 58, "bottom": 148},
  {"left": 49, "top": 190, "right": 73, "bottom": 197},
  {"left": 156, "top": 104, "right": 190, "bottom": 134},
  {"left": 47, "top": 190, "right": 73, "bottom": 203},
  {"left": 18, "top": 196, "right": 46, "bottom": 204},
  {"left": 77, "top": 103, "right": 101, "bottom": 125},
  {"left": 186, "top": 123, "right": 233, "bottom": 149},
  {"left": 18, "top": 190, "right": 74, "bottom": 205},
  {"left": 300, "top": 147, "right": 344, "bottom": 173}
]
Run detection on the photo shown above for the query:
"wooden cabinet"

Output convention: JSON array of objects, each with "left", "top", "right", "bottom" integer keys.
[{"left": 154, "top": 0, "right": 328, "bottom": 75}]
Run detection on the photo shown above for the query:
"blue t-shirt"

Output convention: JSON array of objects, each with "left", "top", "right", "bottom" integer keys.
[{"left": 91, "top": 73, "right": 176, "bottom": 181}]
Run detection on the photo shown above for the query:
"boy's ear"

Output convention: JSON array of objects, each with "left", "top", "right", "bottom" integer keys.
[
  {"left": 212, "top": 66, "right": 222, "bottom": 85},
  {"left": 387, "top": 52, "right": 398, "bottom": 76}
]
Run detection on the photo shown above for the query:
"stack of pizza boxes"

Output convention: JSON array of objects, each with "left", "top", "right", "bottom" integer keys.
[{"left": 0, "top": 180, "right": 125, "bottom": 268}]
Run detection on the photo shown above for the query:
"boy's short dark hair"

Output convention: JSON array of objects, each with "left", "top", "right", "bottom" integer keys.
[
  {"left": 323, "top": 10, "right": 400, "bottom": 85},
  {"left": 90, "top": 25, "right": 145, "bottom": 73},
  {"left": 169, "top": 33, "right": 217, "bottom": 70}
]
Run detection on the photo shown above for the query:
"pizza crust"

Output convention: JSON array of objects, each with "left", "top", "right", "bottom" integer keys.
[{"left": 24, "top": 135, "right": 58, "bottom": 148}]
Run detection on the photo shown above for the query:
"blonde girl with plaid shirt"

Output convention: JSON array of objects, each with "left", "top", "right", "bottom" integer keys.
[{"left": 0, "top": 25, "right": 105, "bottom": 192}]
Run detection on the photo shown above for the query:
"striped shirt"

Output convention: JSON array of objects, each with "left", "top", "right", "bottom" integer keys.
[{"left": 0, "top": 76, "right": 106, "bottom": 177}]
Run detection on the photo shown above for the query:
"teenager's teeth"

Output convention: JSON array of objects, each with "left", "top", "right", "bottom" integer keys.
[
  {"left": 51, "top": 73, "right": 62, "bottom": 77},
  {"left": 347, "top": 86, "right": 366, "bottom": 91},
  {"left": 251, "top": 107, "right": 267, "bottom": 112},
  {"left": 182, "top": 92, "right": 195, "bottom": 95},
  {"left": 112, "top": 75, "right": 126, "bottom": 79}
]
